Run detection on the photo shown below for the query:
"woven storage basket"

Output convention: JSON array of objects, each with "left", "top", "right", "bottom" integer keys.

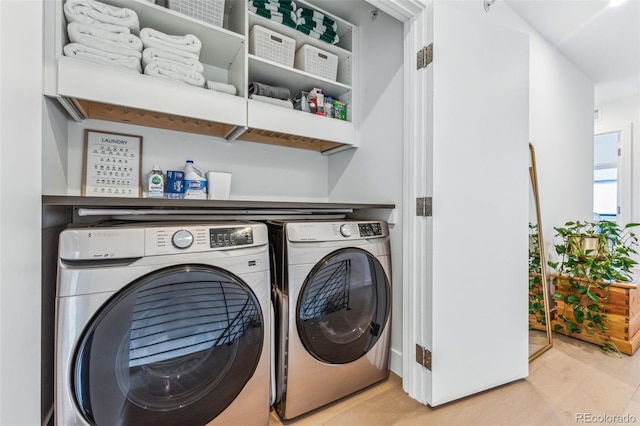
[
  {"left": 294, "top": 44, "right": 338, "bottom": 81},
  {"left": 167, "top": 0, "right": 225, "bottom": 28},
  {"left": 249, "top": 25, "right": 296, "bottom": 68}
]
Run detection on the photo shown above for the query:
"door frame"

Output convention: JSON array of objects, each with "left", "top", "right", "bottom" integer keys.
[
  {"left": 400, "top": 3, "right": 432, "bottom": 404},
  {"left": 365, "top": 0, "right": 434, "bottom": 403}
]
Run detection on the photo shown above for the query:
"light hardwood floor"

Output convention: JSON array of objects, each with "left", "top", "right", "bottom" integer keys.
[{"left": 269, "top": 334, "right": 640, "bottom": 425}]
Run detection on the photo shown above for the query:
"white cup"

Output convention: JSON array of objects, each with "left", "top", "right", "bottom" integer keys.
[{"left": 206, "top": 171, "right": 232, "bottom": 200}]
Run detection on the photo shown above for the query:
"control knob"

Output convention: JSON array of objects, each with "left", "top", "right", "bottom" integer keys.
[
  {"left": 172, "top": 229, "right": 194, "bottom": 249},
  {"left": 339, "top": 224, "right": 352, "bottom": 237}
]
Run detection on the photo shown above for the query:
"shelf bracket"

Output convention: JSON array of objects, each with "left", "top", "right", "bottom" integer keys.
[
  {"left": 321, "top": 144, "right": 357, "bottom": 156},
  {"left": 57, "top": 96, "right": 86, "bottom": 122},
  {"left": 226, "top": 126, "right": 248, "bottom": 141}
]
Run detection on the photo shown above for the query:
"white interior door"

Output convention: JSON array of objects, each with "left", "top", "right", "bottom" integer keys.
[{"left": 403, "top": 1, "right": 530, "bottom": 406}]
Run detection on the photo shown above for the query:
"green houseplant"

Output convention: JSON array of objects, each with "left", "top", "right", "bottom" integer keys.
[{"left": 549, "top": 220, "right": 639, "bottom": 353}]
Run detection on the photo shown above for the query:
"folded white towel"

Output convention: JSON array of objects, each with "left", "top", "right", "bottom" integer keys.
[
  {"left": 144, "top": 60, "right": 205, "bottom": 87},
  {"left": 206, "top": 81, "right": 237, "bottom": 96},
  {"left": 140, "top": 28, "right": 201, "bottom": 59},
  {"left": 250, "top": 94, "right": 293, "bottom": 109},
  {"left": 67, "top": 22, "right": 143, "bottom": 59},
  {"left": 142, "top": 48, "right": 204, "bottom": 73},
  {"left": 64, "top": 0, "right": 140, "bottom": 34},
  {"left": 64, "top": 42, "right": 142, "bottom": 72}
]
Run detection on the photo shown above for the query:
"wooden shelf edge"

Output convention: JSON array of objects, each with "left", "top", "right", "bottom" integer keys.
[
  {"left": 238, "top": 127, "right": 344, "bottom": 152},
  {"left": 75, "top": 99, "right": 236, "bottom": 138},
  {"left": 70, "top": 99, "right": 352, "bottom": 153}
]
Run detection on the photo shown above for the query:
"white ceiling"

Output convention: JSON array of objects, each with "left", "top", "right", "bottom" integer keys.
[{"left": 504, "top": 0, "right": 640, "bottom": 104}]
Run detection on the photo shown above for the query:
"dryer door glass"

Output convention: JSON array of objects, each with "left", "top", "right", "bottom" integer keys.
[
  {"left": 296, "top": 248, "right": 390, "bottom": 364},
  {"left": 73, "top": 265, "right": 263, "bottom": 426}
]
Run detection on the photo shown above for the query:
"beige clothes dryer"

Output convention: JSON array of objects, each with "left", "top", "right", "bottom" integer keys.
[{"left": 268, "top": 220, "right": 392, "bottom": 420}]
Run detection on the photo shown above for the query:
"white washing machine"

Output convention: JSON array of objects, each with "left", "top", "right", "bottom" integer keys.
[
  {"left": 268, "top": 220, "right": 392, "bottom": 420},
  {"left": 55, "top": 221, "right": 270, "bottom": 426}
]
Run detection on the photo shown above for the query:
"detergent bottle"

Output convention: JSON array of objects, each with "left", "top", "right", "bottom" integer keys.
[
  {"left": 145, "top": 164, "right": 164, "bottom": 198},
  {"left": 183, "top": 160, "right": 207, "bottom": 199}
]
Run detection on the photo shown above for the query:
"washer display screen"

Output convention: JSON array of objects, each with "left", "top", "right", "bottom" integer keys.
[{"left": 210, "top": 227, "right": 254, "bottom": 248}]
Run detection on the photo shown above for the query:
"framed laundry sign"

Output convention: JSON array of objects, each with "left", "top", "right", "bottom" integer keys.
[{"left": 82, "top": 130, "right": 143, "bottom": 197}]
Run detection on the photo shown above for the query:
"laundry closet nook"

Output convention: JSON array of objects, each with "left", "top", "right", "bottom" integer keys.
[
  {"left": 1, "top": 0, "right": 543, "bottom": 424},
  {"left": 40, "top": 0, "right": 405, "bottom": 424}
]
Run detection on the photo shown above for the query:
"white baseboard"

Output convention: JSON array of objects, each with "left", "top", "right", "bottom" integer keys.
[{"left": 390, "top": 347, "right": 402, "bottom": 377}]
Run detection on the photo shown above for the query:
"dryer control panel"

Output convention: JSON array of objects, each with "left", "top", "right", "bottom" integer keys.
[{"left": 286, "top": 221, "right": 389, "bottom": 242}]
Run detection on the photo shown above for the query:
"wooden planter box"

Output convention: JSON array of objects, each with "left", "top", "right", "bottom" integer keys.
[{"left": 551, "top": 275, "right": 640, "bottom": 355}]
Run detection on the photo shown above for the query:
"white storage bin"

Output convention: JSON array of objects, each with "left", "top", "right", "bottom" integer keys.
[
  {"left": 167, "top": 0, "right": 225, "bottom": 28},
  {"left": 294, "top": 44, "right": 338, "bottom": 81},
  {"left": 249, "top": 25, "right": 296, "bottom": 68}
]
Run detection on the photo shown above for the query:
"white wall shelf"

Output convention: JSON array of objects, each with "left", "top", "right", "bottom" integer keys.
[
  {"left": 248, "top": 55, "right": 352, "bottom": 99},
  {"left": 57, "top": 56, "right": 247, "bottom": 127},
  {"left": 243, "top": 99, "right": 354, "bottom": 151},
  {"left": 105, "top": 0, "right": 246, "bottom": 67},
  {"left": 46, "top": 0, "right": 358, "bottom": 151}
]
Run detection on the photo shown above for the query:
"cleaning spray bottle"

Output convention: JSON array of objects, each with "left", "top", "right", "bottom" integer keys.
[{"left": 183, "top": 160, "right": 207, "bottom": 199}]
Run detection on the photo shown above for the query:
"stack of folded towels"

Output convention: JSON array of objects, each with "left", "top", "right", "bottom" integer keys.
[
  {"left": 295, "top": 7, "right": 339, "bottom": 45},
  {"left": 140, "top": 27, "right": 206, "bottom": 88},
  {"left": 63, "top": 0, "right": 143, "bottom": 73},
  {"left": 248, "top": 0, "right": 298, "bottom": 29},
  {"left": 248, "top": 82, "right": 292, "bottom": 109}
]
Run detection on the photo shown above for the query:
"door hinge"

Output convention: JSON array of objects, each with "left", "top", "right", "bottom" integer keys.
[
  {"left": 417, "top": 44, "right": 433, "bottom": 70},
  {"left": 415, "top": 344, "right": 432, "bottom": 370},
  {"left": 618, "top": 148, "right": 621, "bottom": 156},
  {"left": 416, "top": 197, "right": 432, "bottom": 217}
]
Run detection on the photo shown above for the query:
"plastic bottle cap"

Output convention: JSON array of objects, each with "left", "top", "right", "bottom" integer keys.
[{"left": 187, "top": 160, "right": 193, "bottom": 163}]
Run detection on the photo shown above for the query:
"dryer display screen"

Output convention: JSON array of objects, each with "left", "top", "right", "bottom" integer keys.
[
  {"left": 210, "top": 227, "right": 254, "bottom": 247},
  {"left": 358, "top": 223, "right": 383, "bottom": 237}
]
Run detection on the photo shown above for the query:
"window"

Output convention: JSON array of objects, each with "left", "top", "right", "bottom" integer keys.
[{"left": 593, "top": 131, "right": 620, "bottom": 220}]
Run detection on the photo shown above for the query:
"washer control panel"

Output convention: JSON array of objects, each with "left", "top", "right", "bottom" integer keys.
[
  {"left": 151, "top": 227, "right": 209, "bottom": 253},
  {"left": 209, "top": 226, "right": 254, "bottom": 248},
  {"left": 59, "top": 223, "right": 268, "bottom": 259},
  {"left": 144, "top": 224, "right": 262, "bottom": 255}
]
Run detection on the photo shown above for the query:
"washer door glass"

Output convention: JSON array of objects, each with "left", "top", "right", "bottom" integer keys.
[
  {"left": 296, "top": 248, "right": 390, "bottom": 364},
  {"left": 73, "top": 264, "right": 263, "bottom": 426}
]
